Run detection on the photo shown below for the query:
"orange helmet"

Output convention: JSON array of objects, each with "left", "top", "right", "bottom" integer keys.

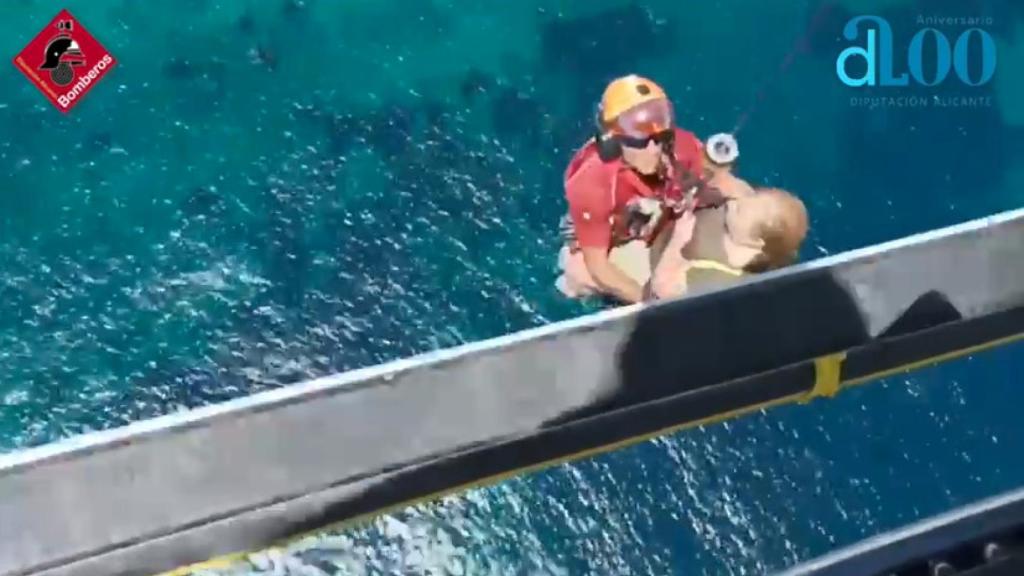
[{"left": 598, "top": 75, "right": 673, "bottom": 136}]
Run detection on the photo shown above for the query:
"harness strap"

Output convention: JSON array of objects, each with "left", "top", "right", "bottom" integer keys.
[{"left": 687, "top": 259, "right": 745, "bottom": 276}]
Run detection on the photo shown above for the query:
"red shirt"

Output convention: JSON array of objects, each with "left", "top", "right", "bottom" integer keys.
[{"left": 564, "top": 127, "right": 705, "bottom": 250}]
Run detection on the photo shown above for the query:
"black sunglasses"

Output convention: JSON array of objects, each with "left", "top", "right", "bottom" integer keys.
[{"left": 618, "top": 129, "right": 675, "bottom": 149}]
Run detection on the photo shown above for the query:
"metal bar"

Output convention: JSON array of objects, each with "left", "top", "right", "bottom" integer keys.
[
  {"left": 2, "top": 208, "right": 1024, "bottom": 576},
  {"left": 777, "top": 486, "right": 1024, "bottom": 576}
]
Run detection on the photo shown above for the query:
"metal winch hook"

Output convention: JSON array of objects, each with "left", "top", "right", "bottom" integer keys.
[{"left": 705, "top": 133, "right": 739, "bottom": 166}]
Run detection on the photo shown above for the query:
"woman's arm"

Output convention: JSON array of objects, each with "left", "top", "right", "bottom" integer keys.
[
  {"left": 649, "top": 210, "right": 696, "bottom": 300},
  {"left": 706, "top": 164, "right": 756, "bottom": 200}
]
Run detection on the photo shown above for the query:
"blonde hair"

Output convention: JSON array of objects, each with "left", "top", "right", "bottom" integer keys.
[{"left": 743, "top": 188, "right": 809, "bottom": 273}]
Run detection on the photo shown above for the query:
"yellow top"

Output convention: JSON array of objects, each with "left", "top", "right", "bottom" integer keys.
[{"left": 684, "top": 258, "right": 746, "bottom": 292}]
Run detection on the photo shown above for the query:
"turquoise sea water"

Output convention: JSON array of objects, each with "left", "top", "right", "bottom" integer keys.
[{"left": 2, "top": 0, "right": 1023, "bottom": 574}]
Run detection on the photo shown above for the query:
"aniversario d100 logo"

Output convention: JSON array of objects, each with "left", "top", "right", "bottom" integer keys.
[
  {"left": 836, "top": 15, "right": 996, "bottom": 87},
  {"left": 12, "top": 9, "right": 117, "bottom": 113}
]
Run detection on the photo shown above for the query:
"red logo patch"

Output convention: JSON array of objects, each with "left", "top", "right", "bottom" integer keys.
[{"left": 12, "top": 9, "right": 117, "bottom": 114}]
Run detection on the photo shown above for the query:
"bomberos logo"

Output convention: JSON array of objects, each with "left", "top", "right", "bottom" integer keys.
[{"left": 12, "top": 8, "right": 118, "bottom": 113}]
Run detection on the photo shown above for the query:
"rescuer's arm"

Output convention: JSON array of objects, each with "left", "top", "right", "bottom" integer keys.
[
  {"left": 580, "top": 247, "right": 645, "bottom": 304},
  {"left": 568, "top": 198, "right": 645, "bottom": 304}
]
